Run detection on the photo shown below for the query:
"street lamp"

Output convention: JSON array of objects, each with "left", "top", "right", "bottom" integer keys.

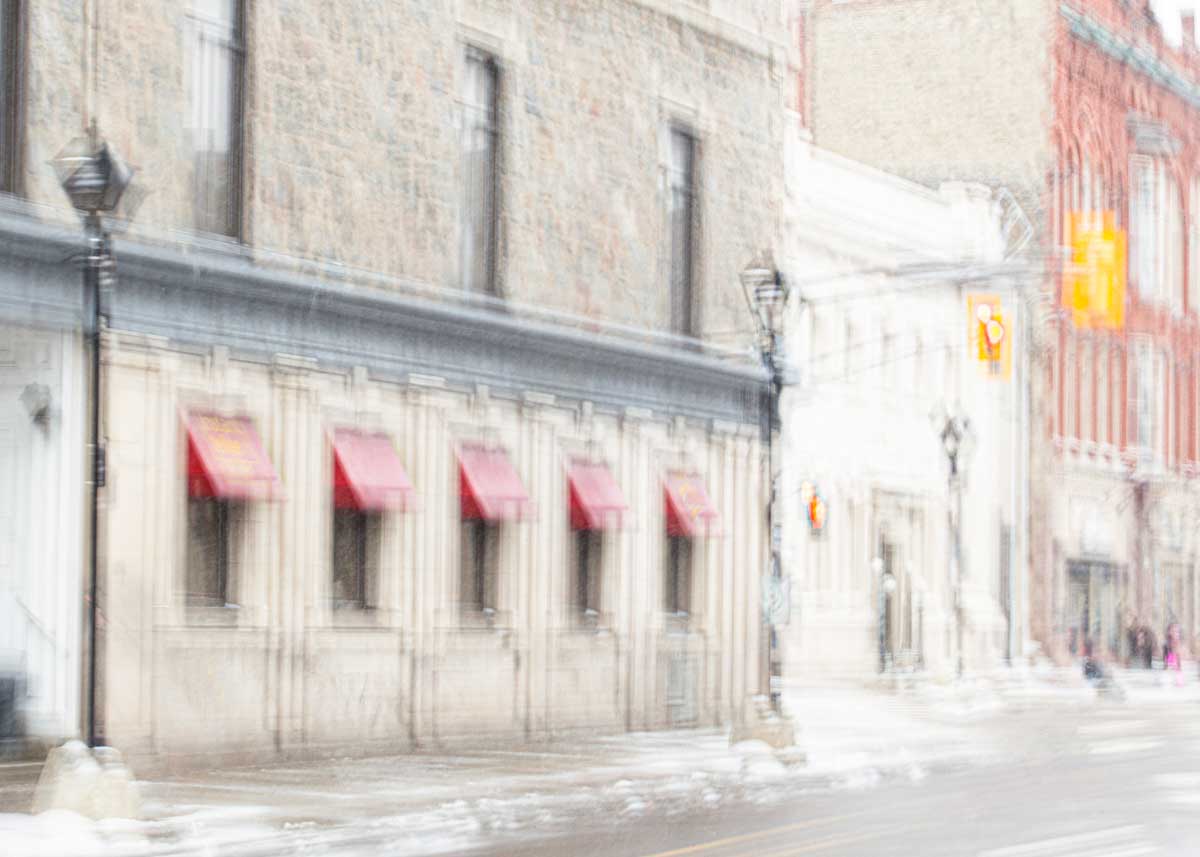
[
  {"left": 930, "top": 403, "right": 975, "bottom": 679},
  {"left": 52, "top": 126, "right": 135, "bottom": 749},
  {"left": 742, "top": 260, "right": 792, "bottom": 714}
]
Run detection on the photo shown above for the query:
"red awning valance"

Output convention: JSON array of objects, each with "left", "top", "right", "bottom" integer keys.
[
  {"left": 664, "top": 471, "right": 718, "bottom": 537},
  {"left": 332, "top": 428, "right": 415, "bottom": 511},
  {"left": 186, "top": 412, "right": 281, "bottom": 501},
  {"left": 567, "top": 459, "right": 626, "bottom": 531},
  {"left": 458, "top": 442, "right": 530, "bottom": 521}
]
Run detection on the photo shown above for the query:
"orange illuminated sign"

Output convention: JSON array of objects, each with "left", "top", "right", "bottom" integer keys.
[{"left": 1064, "top": 211, "right": 1126, "bottom": 330}]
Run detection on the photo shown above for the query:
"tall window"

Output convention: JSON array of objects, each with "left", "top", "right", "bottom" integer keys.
[
  {"left": 1097, "top": 345, "right": 1109, "bottom": 446},
  {"left": 188, "top": 0, "right": 244, "bottom": 237},
  {"left": 0, "top": 1, "right": 20, "bottom": 194},
  {"left": 1190, "top": 177, "right": 1200, "bottom": 313},
  {"left": 667, "top": 127, "right": 696, "bottom": 336},
  {"left": 460, "top": 47, "right": 499, "bottom": 294},
  {"left": 1167, "top": 174, "right": 1185, "bottom": 312},
  {"left": 332, "top": 508, "right": 379, "bottom": 610},
  {"left": 185, "top": 497, "right": 235, "bottom": 606},
  {"left": 573, "top": 530, "right": 602, "bottom": 618},
  {"left": 1079, "top": 339, "right": 1092, "bottom": 443},
  {"left": 664, "top": 534, "right": 692, "bottom": 617},
  {"left": 1132, "top": 342, "right": 1165, "bottom": 459},
  {"left": 460, "top": 518, "right": 498, "bottom": 614},
  {"left": 1131, "top": 158, "right": 1159, "bottom": 299}
]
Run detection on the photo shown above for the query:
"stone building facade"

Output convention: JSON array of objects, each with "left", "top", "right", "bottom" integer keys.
[
  {"left": 0, "top": 0, "right": 789, "bottom": 760},
  {"left": 804, "top": 0, "right": 1200, "bottom": 665},
  {"left": 780, "top": 135, "right": 1022, "bottom": 679}
]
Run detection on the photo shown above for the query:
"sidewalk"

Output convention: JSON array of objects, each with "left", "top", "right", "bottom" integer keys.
[{"left": 3, "top": 670, "right": 1187, "bottom": 857}]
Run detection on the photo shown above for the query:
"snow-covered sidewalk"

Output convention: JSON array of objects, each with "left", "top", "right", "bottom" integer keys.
[
  {"left": 2, "top": 683, "right": 1017, "bottom": 856},
  {"left": 19, "top": 664, "right": 1195, "bottom": 857}
]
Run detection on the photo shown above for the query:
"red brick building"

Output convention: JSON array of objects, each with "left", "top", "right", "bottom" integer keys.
[
  {"left": 1045, "top": 1, "right": 1200, "bottom": 662},
  {"left": 804, "top": 0, "right": 1200, "bottom": 666}
]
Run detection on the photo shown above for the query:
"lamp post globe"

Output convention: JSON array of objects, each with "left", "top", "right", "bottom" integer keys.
[{"left": 52, "top": 134, "right": 134, "bottom": 217}]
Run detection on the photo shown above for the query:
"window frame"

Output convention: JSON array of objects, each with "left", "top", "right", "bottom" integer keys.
[
  {"left": 1189, "top": 175, "right": 1200, "bottom": 314},
  {"left": 664, "top": 533, "right": 693, "bottom": 618},
  {"left": 185, "top": 495, "right": 234, "bottom": 608},
  {"left": 1131, "top": 156, "right": 1159, "bottom": 300},
  {"left": 460, "top": 516, "right": 499, "bottom": 616},
  {"left": 187, "top": 0, "right": 246, "bottom": 238},
  {"left": 572, "top": 528, "right": 603, "bottom": 620},
  {"left": 331, "top": 506, "right": 380, "bottom": 611},
  {"left": 459, "top": 44, "right": 500, "bottom": 295},
  {"left": 667, "top": 124, "right": 698, "bottom": 337},
  {"left": 0, "top": 0, "right": 23, "bottom": 195}
]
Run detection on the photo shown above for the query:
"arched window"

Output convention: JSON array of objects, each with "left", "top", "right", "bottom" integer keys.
[
  {"left": 1168, "top": 173, "right": 1185, "bottom": 312},
  {"left": 1189, "top": 175, "right": 1200, "bottom": 314}
]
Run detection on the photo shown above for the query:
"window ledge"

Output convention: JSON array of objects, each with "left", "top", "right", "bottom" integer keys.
[
  {"left": 569, "top": 611, "right": 611, "bottom": 634},
  {"left": 184, "top": 603, "right": 241, "bottom": 627},
  {"left": 458, "top": 608, "right": 514, "bottom": 631},
  {"left": 328, "top": 606, "right": 390, "bottom": 630}
]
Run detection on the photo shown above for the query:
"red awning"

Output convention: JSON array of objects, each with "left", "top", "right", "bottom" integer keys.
[
  {"left": 664, "top": 471, "right": 718, "bottom": 537},
  {"left": 567, "top": 459, "right": 626, "bottom": 531},
  {"left": 186, "top": 412, "right": 281, "bottom": 501},
  {"left": 458, "top": 442, "right": 530, "bottom": 521},
  {"left": 332, "top": 428, "right": 415, "bottom": 511}
]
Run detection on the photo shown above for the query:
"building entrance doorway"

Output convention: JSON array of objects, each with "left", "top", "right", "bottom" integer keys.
[{"left": 1066, "top": 560, "right": 1118, "bottom": 658}]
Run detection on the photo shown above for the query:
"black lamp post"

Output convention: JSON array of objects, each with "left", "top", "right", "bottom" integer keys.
[
  {"left": 52, "top": 127, "right": 134, "bottom": 748},
  {"left": 741, "top": 261, "right": 791, "bottom": 714},
  {"left": 930, "top": 404, "right": 974, "bottom": 679}
]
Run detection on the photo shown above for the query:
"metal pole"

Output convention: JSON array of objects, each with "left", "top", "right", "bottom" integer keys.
[
  {"left": 954, "top": 464, "right": 964, "bottom": 679},
  {"left": 767, "top": 343, "right": 781, "bottom": 714},
  {"left": 878, "top": 566, "right": 887, "bottom": 673},
  {"left": 84, "top": 212, "right": 103, "bottom": 748}
]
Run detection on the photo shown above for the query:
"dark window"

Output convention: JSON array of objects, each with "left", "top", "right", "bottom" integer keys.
[
  {"left": 332, "top": 508, "right": 378, "bottom": 609},
  {"left": 668, "top": 127, "right": 696, "bottom": 336},
  {"left": 0, "top": 0, "right": 21, "bottom": 194},
  {"left": 189, "top": 0, "right": 244, "bottom": 237},
  {"left": 573, "top": 530, "right": 602, "bottom": 617},
  {"left": 665, "top": 534, "right": 692, "bottom": 616},
  {"left": 460, "top": 47, "right": 499, "bottom": 294},
  {"left": 185, "top": 497, "right": 232, "bottom": 606},
  {"left": 461, "top": 517, "right": 498, "bottom": 614}
]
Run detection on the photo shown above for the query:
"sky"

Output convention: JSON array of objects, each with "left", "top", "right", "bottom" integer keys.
[{"left": 1153, "top": 0, "right": 1196, "bottom": 45}]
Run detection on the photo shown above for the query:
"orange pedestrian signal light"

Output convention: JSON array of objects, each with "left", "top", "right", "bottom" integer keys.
[
  {"left": 1064, "top": 211, "right": 1126, "bottom": 330},
  {"left": 807, "top": 491, "right": 827, "bottom": 535},
  {"left": 967, "top": 294, "right": 1011, "bottom": 380}
]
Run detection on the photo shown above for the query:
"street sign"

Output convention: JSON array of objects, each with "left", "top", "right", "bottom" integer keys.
[{"left": 762, "top": 574, "right": 791, "bottom": 627}]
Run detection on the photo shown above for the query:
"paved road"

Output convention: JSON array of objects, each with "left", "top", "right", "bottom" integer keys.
[{"left": 469, "top": 701, "right": 1200, "bottom": 857}]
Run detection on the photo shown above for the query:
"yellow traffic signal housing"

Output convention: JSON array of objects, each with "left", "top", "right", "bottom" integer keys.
[
  {"left": 807, "top": 491, "right": 827, "bottom": 535},
  {"left": 967, "top": 294, "right": 1011, "bottom": 380}
]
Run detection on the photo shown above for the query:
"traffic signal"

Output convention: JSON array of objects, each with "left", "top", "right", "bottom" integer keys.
[
  {"left": 967, "top": 294, "right": 1011, "bottom": 380},
  {"left": 808, "top": 493, "right": 827, "bottom": 534},
  {"left": 801, "top": 481, "right": 827, "bottom": 535}
]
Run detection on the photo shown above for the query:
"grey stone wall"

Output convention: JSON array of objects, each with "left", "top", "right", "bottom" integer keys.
[
  {"left": 808, "top": 0, "right": 1054, "bottom": 241},
  {"left": 21, "top": 0, "right": 787, "bottom": 341}
]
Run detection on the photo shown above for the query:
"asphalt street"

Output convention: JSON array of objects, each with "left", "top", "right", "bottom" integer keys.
[{"left": 469, "top": 700, "right": 1200, "bottom": 857}]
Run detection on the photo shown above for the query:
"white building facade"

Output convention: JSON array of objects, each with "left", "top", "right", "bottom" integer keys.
[
  {"left": 780, "top": 138, "right": 1030, "bottom": 680},
  {"left": 0, "top": 309, "right": 85, "bottom": 749}
]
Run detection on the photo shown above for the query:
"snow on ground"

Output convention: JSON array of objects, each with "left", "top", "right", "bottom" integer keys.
[{"left": 6, "top": 672, "right": 1187, "bottom": 856}]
